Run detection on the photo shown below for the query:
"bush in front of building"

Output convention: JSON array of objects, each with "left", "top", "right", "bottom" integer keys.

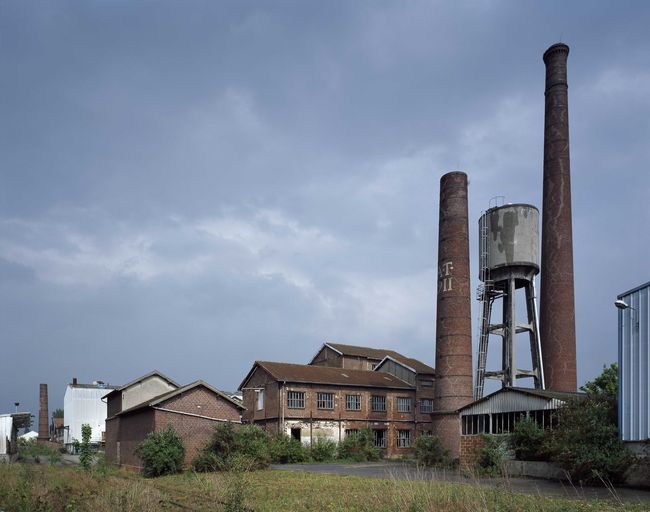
[
  {"left": 412, "top": 434, "right": 450, "bottom": 468},
  {"left": 547, "top": 395, "right": 632, "bottom": 485},
  {"left": 193, "top": 422, "right": 271, "bottom": 472},
  {"left": 337, "top": 429, "right": 380, "bottom": 462},
  {"left": 135, "top": 425, "right": 185, "bottom": 477},
  {"left": 309, "top": 437, "right": 337, "bottom": 462},
  {"left": 509, "top": 417, "right": 548, "bottom": 461},
  {"left": 475, "top": 435, "right": 507, "bottom": 476},
  {"left": 269, "top": 434, "right": 307, "bottom": 464}
]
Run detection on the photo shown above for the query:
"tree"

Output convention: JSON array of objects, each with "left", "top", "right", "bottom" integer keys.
[
  {"left": 548, "top": 363, "right": 632, "bottom": 484},
  {"left": 79, "top": 424, "right": 94, "bottom": 471},
  {"left": 52, "top": 408, "right": 64, "bottom": 419}
]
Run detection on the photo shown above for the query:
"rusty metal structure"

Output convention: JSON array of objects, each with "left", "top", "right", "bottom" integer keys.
[
  {"left": 432, "top": 171, "right": 473, "bottom": 458},
  {"left": 539, "top": 43, "right": 577, "bottom": 392},
  {"left": 474, "top": 203, "right": 544, "bottom": 399},
  {"left": 38, "top": 383, "right": 49, "bottom": 442}
]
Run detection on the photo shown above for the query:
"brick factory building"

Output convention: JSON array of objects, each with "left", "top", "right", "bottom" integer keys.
[
  {"left": 105, "top": 372, "right": 243, "bottom": 469},
  {"left": 239, "top": 343, "right": 436, "bottom": 457}
]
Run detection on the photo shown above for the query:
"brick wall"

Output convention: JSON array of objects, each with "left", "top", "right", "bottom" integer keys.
[
  {"left": 114, "top": 409, "right": 155, "bottom": 470},
  {"left": 105, "top": 417, "right": 119, "bottom": 463},
  {"left": 109, "top": 385, "right": 242, "bottom": 469},
  {"left": 431, "top": 413, "right": 461, "bottom": 459},
  {"left": 459, "top": 435, "right": 486, "bottom": 468}
]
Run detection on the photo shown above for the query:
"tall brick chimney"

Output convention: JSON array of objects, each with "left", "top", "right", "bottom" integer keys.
[
  {"left": 432, "top": 171, "right": 473, "bottom": 459},
  {"left": 38, "top": 383, "right": 49, "bottom": 441},
  {"left": 539, "top": 43, "right": 577, "bottom": 392}
]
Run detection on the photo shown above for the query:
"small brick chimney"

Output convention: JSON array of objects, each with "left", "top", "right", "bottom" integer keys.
[{"left": 38, "top": 383, "right": 49, "bottom": 441}]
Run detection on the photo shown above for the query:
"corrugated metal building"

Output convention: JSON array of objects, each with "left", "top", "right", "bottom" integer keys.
[
  {"left": 617, "top": 281, "right": 650, "bottom": 451},
  {"left": 0, "top": 413, "right": 32, "bottom": 461},
  {"left": 64, "top": 379, "right": 118, "bottom": 447}
]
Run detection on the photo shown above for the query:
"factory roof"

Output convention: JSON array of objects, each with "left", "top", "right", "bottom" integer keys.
[
  {"left": 312, "top": 342, "right": 435, "bottom": 374},
  {"left": 239, "top": 361, "right": 413, "bottom": 391},
  {"left": 116, "top": 380, "right": 244, "bottom": 416}
]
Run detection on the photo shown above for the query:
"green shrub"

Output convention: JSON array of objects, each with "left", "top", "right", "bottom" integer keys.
[
  {"left": 269, "top": 434, "right": 307, "bottom": 463},
  {"left": 193, "top": 422, "right": 270, "bottom": 472},
  {"left": 79, "top": 424, "right": 94, "bottom": 471},
  {"left": 337, "top": 429, "right": 381, "bottom": 462},
  {"left": 412, "top": 434, "right": 450, "bottom": 467},
  {"left": 510, "top": 417, "right": 548, "bottom": 461},
  {"left": 135, "top": 425, "right": 185, "bottom": 477},
  {"left": 547, "top": 363, "right": 634, "bottom": 485},
  {"left": 309, "top": 438, "right": 337, "bottom": 462},
  {"left": 476, "top": 436, "right": 507, "bottom": 476}
]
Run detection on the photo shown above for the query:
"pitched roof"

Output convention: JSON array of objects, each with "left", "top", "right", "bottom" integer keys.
[
  {"left": 240, "top": 361, "right": 413, "bottom": 390},
  {"left": 458, "top": 386, "right": 586, "bottom": 412},
  {"left": 116, "top": 380, "right": 245, "bottom": 416},
  {"left": 319, "top": 342, "right": 435, "bottom": 374},
  {"left": 102, "top": 370, "right": 180, "bottom": 399}
]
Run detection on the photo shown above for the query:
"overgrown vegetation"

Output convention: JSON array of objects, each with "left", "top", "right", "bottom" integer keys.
[
  {"left": 506, "top": 364, "right": 633, "bottom": 485},
  {"left": 135, "top": 425, "right": 185, "bottom": 477},
  {"left": 547, "top": 365, "right": 632, "bottom": 485},
  {"left": 476, "top": 435, "right": 507, "bottom": 476},
  {"left": 79, "top": 424, "right": 94, "bottom": 471},
  {"left": 193, "top": 423, "right": 384, "bottom": 472},
  {"left": 0, "top": 463, "right": 644, "bottom": 512},
  {"left": 17, "top": 440, "right": 62, "bottom": 465},
  {"left": 510, "top": 417, "right": 548, "bottom": 461},
  {"left": 412, "top": 434, "right": 450, "bottom": 468},
  {"left": 337, "top": 429, "right": 381, "bottom": 462}
]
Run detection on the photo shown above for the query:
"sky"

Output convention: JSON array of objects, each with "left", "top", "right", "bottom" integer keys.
[{"left": 1, "top": 1, "right": 649, "bottom": 420}]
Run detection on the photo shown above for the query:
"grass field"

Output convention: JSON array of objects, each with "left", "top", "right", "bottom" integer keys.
[{"left": 0, "top": 463, "right": 646, "bottom": 512}]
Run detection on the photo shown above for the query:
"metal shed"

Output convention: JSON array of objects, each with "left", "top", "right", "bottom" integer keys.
[
  {"left": 0, "top": 413, "right": 32, "bottom": 461},
  {"left": 459, "top": 387, "right": 583, "bottom": 436},
  {"left": 618, "top": 281, "right": 650, "bottom": 448}
]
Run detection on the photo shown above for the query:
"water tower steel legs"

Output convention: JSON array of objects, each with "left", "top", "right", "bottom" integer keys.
[{"left": 476, "top": 275, "right": 544, "bottom": 397}]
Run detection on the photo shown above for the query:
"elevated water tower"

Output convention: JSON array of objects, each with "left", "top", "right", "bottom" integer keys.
[{"left": 474, "top": 203, "right": 545, "bottom": 399}]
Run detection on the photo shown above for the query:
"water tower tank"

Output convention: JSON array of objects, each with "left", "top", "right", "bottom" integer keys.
[{"left": 478, "top": 204, "right": 539, "bottom": 281}]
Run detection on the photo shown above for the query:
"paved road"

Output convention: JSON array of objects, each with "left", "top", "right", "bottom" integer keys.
[{"left": 272, "top": 461, "right": 650, "bottom": 504}]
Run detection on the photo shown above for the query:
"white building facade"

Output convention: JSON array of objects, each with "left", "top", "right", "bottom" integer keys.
[{"left": 64, "top": 380, "right": 117, "bottom": 447}]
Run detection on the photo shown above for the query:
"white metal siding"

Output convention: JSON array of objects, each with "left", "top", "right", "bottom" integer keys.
[
  {"left": 460, "top": 390, "right": 564, "bottom": 416},
  {"left": 0, "top": 415, "right": 12, "bottom": 455},
  {"left": 64, "top": 387, "right": 111, "bottom": 444},
  {"left": 618, "top": 282, "right": 650, "bottom": 442}
]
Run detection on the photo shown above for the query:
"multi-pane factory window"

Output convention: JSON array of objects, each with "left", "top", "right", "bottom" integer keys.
[
  {"left": 371, "top": 395, "right": 386, "bottom": 412},
  {"left": 287, "top": 391, "right": 305, "bottom": 409},
  {"left": 462, "top": 414, "right": 490, "bottom": 435},
  {"left": 420, "top": 380, "right": 433, "bottom": 387},
  {"left": 317, "top": 392, "right": 334, "bottom": 410},
  {"left": 345, "top": 429, "right": 359, "bottom": 438},
  {"left": 346, "top": 394, "right": 361, "bottom": 411},
  {"left": 461, "top": 410, "right": 557, "bottom": 435},
  {"left": 419, "top": 399, "right": 434, "bottom": 413},
  {"left": 397, "top": 397, "right": 412, "bottom": 412},
  {"left": 397, "top": 430, "right": 411, "bottom": 448},
  {"left": 373, "top": 429, "right": 386, "bottom": 448}
]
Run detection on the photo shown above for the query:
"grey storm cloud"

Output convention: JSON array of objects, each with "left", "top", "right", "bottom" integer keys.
[{"left": 1, "top": 1, "right": 649, "bottom": 416}]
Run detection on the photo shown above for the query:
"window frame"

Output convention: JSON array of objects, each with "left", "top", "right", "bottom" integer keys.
[
  {"left": 345, "top": 394, "right": 362, "bottom": 411},
  {"left": 371, "top": 395, "right": 386, "bottom": 412},
  {"left": 397, "top": 429, "right": 411, "bottom": 448},
  {"left": 396, "top": 397, "right": 412, "bottom": 413},
  {"left": 316, "top": 392, "right": 334, "bottom": 410},
  {"left": 256, "top": 389, "right": 264, "bottom": 411},
  {"left": 287, "top": 391, "right": 305, "bottom": 409},
  {"left": 419, "top": 398, "right": 434, "bottom": 413}
]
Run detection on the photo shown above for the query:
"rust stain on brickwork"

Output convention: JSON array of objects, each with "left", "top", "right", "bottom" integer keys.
[
  {"left": 539, "top": 43, "right": 577, "bottom": 392},
  {"left": 432, "top": 172, "right": 473, "bottom": 458}
]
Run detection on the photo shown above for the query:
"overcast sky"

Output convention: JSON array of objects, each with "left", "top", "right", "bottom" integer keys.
[{"left": 2, "top": 1, "right": 649, "bottom": 419}]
